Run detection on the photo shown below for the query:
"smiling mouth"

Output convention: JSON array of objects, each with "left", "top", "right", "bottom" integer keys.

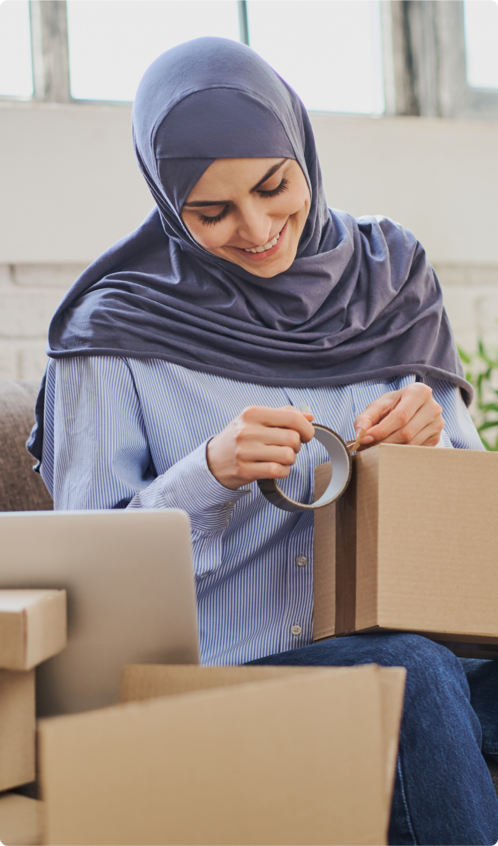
[{"left": 233, "top": 220, "right": 288, "bottom": 261}]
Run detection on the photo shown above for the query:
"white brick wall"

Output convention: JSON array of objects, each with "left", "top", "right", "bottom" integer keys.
[
  {"left": 0, "top": 263, "right": 86, "bottom": 381},
  {"left": 0, "top": 262, "right": 497, "bottom": 382},
  {"left": 434, "top": 264, "right": 498, "bottom": 354}
]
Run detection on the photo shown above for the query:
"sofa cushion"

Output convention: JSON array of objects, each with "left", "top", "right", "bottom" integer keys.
[{"left": 0, "top": 381, "right": 53, "bottom": 512}]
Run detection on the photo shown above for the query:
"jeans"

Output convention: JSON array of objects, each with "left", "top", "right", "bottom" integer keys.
[{"left": 249, "top": 633, "right": 498, "bottom": 845}]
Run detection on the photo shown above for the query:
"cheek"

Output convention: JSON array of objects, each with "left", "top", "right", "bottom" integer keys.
[
  {"left": 278, "top": 185, "right": 310, "bottom": 219},
  {"left": 183, "top": 216, "right": 231, "bottom": 251}
]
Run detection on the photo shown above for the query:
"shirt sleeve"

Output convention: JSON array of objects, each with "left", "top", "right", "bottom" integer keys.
[
  {"left": 43, "top": 356, "right": 249, "bottom": 542},
  {"left": 424, "top": 376, "right": 484, "bottom": 450}
]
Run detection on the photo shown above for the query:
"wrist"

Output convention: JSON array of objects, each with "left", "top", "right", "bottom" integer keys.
[{"left": 206, "top": 437, "right": 243, "bottom": 490}]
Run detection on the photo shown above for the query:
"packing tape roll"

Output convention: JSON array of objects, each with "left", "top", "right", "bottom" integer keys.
[{"left": 257, "top": 424, "right": 363, "bottom": 513}]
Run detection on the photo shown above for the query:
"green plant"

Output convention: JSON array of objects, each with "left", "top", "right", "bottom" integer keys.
[{"left": 459, "top": 340, "right": 498, "bottom": 451}]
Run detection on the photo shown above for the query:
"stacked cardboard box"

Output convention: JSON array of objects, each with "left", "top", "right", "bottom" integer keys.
[
  {"left": 0, "top": 794, "right": 41, "bottom": 846},
  {"left": 314, "top": 444, "right": 498, "bottom": 657},
  {"left": 0, "top": 590, "right": 66, "bottom": 846},
  {"left": 38, "top": 663, "right": 406, "bottom": 846}
]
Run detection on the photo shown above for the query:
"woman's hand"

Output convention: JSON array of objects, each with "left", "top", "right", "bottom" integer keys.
[
  {"left": 354, "top": 383, "right": 445, "bottom": 449},
  {"left": 206, "top": 406, "right": 315, "bottom": 490}
]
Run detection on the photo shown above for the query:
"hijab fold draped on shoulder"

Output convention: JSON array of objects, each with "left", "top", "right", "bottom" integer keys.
[{"left": 28, "top": 37, "right": 470, "bottom": 462}]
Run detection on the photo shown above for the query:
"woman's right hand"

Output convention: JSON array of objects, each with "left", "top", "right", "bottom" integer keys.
[{"left": 206, "top": 406, "right": 315, "bottom": 491}]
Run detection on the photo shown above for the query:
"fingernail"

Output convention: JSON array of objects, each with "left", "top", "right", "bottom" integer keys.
[
  {"left": 362, "top": 435, "right": 374, "bottom": 443},
  {"left": 355, "top": 428, "right": 363, "bottom": 439}
]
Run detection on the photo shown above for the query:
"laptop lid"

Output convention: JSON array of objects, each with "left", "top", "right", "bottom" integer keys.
[{"left": 0, "top": 509, "right": 199, "bottom": 716}]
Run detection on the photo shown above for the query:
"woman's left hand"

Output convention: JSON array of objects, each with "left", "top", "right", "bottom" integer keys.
[{"left": 354, "top": 383, "right": 445, "bottom": 448}]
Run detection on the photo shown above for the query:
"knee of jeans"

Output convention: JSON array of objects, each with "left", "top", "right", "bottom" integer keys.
[{"left": 374, "top": 633, "right": 463, "bottom": 677}]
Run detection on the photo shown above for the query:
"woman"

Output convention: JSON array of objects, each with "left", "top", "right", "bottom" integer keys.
[{"left": 29, "top": 38, "right": 498, "bottom": 844}]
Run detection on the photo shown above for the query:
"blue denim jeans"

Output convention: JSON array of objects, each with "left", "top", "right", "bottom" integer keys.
[{"left": 249, "top": 633, "right": 498, "bottom": 845}]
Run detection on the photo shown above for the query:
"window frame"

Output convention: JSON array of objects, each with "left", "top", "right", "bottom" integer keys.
[
  {"left": 382, "top": 0, "right": 498, "bottom": 120},
  {"left": 1, "top": 0, "right": 497, "bottom": 120}
]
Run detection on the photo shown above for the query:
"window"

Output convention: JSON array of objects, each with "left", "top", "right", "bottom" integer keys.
[
  {"left": 247, "top": 1, "right": 384, "bottom": 114},
  {"left": 464, "top": 0, "right": 498, "bottom": 90},
  {"left": 0, "top": 0, "right": 33, "bottom": 98},
  {"left": 67, "top": 0, "right": 241, "bottom": 102},
  {"left": 67, "top": 0, "right": 384, "bottom": 112}
]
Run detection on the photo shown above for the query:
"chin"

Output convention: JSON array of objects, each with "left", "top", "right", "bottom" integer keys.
[
  {"left": 238, "top": 249, "right": 296, "bottom": 278},
  {"left": 245, "top": 261, "right": 291, "bottom": 278}
]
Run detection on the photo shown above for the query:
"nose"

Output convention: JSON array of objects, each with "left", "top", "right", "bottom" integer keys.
[{"left": 237, "top": 206, "right": 272, "bottom": 248}]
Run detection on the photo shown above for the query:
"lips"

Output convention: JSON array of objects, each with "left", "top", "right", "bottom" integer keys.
[
  {"left": 234, "top": 220, "right": 288, "bottom": 261},
  {"left": 243, "top": 231, "right": 281, "bottom": 253}
]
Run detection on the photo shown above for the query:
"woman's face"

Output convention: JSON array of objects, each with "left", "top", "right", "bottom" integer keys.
[{"left": 181, "top": 158, "right": 311, "bottom": 278}]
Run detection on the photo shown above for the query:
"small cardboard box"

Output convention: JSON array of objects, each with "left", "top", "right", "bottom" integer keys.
[
  {"left": 0, "top": 591, "right": 67, "bottom": 671},
  {"left": 314, "top": 444, "right": 498, "bottom": 657},
  {"left": 0, "top": 793, "right": 41, "bottom": 846},
  {"left": 39, "top": 664, "right": 405, "bottom": 846},
  {"left": 0, "top": 669, "right": 35, "bottom": 791}
]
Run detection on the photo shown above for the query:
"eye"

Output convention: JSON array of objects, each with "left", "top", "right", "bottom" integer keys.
[
  {"left": 258, "top": 177, "right": 289, "bottom": 198},
  {"left": 199, "top": 205, "right": 230, "bottom": 226}
]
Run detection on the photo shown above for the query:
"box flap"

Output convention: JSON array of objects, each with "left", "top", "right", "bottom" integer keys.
[
  {"left": 40, "top": 665, "right": 391, "bottom": 846},
  {"left": 120, "top": 664, "right": 312, "bottom": 702},
  {"left": 379, "top": 668, "right": 406, "bottom": 805}
]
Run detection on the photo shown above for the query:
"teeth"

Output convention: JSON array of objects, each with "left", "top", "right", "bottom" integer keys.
[{"left": 244, "top": 231, "right": 280, "bottom": 253}]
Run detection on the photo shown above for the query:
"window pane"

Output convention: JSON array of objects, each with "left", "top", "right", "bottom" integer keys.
[
  {"left": 0, "top": 0, "right": 33, "bottom": 97},
  {"left": 246, "top": 0, "right": 384, "bottom": 114},
  {"left": 67, "top": 0, "right": 241, "bottom": 102},
  {"left": 464, "top": 0, "right": 498, "bottom": 90}
]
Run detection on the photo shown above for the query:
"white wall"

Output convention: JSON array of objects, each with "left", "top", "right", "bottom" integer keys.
[
  {"left": 1, "top": 101, "right": 498, "bottom": 380},
  {"left": 1, "top": 101, "right": 498, "bottom": 265}
]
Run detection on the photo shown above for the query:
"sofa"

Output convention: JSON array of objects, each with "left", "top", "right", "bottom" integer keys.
[
  {"left": 0, "top": 381, "right": 53, "bottom": 512},
  {"left": 1, "top": 379, "right": 497, "bottom": 797}
]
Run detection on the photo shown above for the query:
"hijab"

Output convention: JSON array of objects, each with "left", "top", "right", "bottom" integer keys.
[{"left": 28, "top": 37, "right": 470, "bottom": 462}]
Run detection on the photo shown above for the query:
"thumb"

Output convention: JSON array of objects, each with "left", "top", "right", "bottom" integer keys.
[{"left": 354, "top": 392, "right": 399, "bottom": 435}]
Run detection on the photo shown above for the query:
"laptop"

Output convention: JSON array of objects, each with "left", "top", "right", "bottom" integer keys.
[{"left": 0, "top": 509, "right": 199, "bottom": 716}]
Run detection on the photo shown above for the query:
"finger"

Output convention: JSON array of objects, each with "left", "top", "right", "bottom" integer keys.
[
  {"left": 370, "top": 404, "right": 444, "bottom": 446},
  {"left": 256, "top": 425, "right": 304, "bottom": 453},
  {"left": 407, "top": 418, "right": 445, "bottom": 447},
  {"left": 360, "top": 388, "right": 432, "bottom": 444},
  {"left": 246, "top": 461, "right": 293, "bottom": 481},
  {"left": 240, "top": 406, "right": 315, "bottom": 443},
  {"left": 354, "top": 391, "right": 401, "bottom": 436},
  {"left": 235, "top": 442, "right": 299, "bottom": 467},
  {"left": 419, "top": 427, "right": 445, "bottom": 447}
]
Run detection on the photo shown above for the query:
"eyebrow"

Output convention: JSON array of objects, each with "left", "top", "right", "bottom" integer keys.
[{"left": 183, "top": 159, "right": 288, "bottom": 208}]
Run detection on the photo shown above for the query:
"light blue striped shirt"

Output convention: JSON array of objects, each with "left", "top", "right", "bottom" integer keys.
[{"left": 40, "top": 356, "right": 482, "bottom": 665}]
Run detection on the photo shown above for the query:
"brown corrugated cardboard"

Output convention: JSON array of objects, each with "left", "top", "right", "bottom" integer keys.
[
  {"left": 313, "top": 462, "right": 336, "bottom": 641},
  {"left": 39, "top": 664, "right": 405, "bottom": 846},
  {"left": 0, "top": 669, "right": 35, "bottom": 791},
  {"left": 0, "top": 591, "right": 67, "bottom": 671},
  {"left": 314, "top": 444, "right": 498, "bottom": 656},
  {"left": 121, "top": 663, "right": 405, "bottom": 817},
  {"left": 0, "top": 793, "right": 41, "bottom": 846}
]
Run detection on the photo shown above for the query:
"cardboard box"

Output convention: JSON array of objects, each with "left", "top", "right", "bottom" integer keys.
[
  {"left": 39, "top": 664, "right": 405, "bottom": 846},
  {"left": 0, "top": 591, "right": 67, "bottom": 671},
  {"left": 0, "top": 669, "right": 35, "bottom": 791},
  {"left": 0, "top": 793, "right": 41, "bottom": 846},
  {"left": 314, "top": 444, "right": 498, "bottom": 657}
]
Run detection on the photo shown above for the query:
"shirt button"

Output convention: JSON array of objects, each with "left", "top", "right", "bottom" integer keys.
[
  {"left": 295, "top": 555, "right": 307, "bottom": 567},
  {"left": 291, "top": 625, "right": 302, "bottom": 636},
  {"left": 300, "top": 404, "right": 312, "bottom": 414}
]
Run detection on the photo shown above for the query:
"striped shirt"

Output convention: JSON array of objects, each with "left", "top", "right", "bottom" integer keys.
[{"left": 40, "top": 356, "right": 483, "bottom": 665}]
